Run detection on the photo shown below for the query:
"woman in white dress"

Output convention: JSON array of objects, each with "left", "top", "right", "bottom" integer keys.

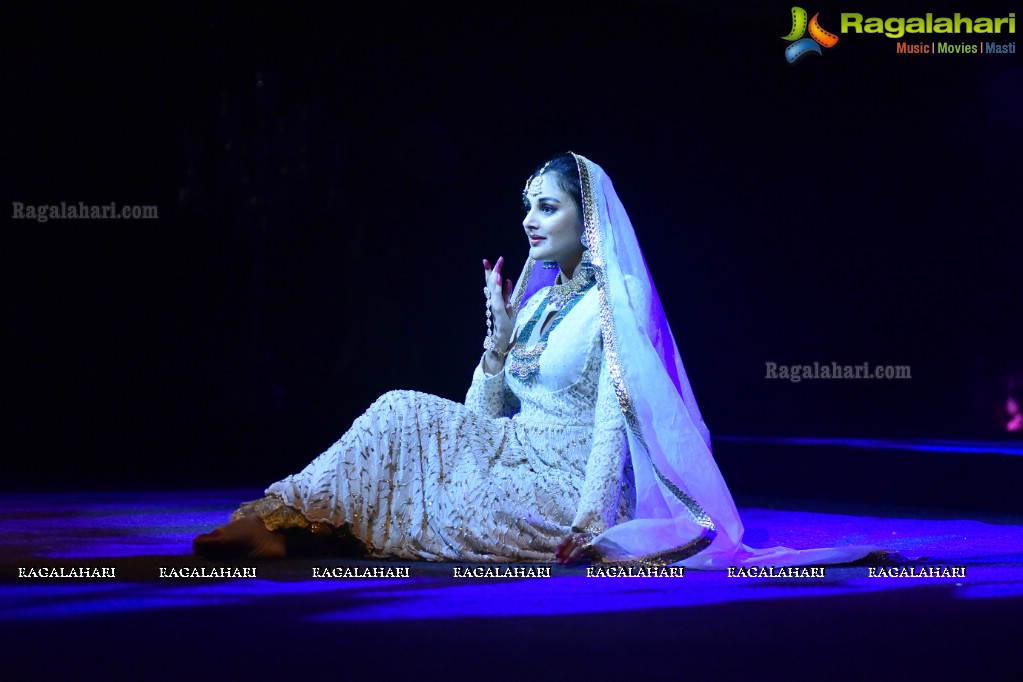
[{"left": 194, "top": 152, "right": 874, "bottom": 568}]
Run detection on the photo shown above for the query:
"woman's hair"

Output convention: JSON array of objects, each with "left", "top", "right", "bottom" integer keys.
[{"left": 525, "top": 152, "right": 582, "bottom": 212}]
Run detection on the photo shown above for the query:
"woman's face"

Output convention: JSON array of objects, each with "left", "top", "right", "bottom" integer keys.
[{"left": 521, "top": 173, "right": 584, "bottom": 266}]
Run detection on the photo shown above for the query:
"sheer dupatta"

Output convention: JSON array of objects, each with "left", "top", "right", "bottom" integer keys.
[{"left": 509, "top": 154, "right": 873, "bottom": 568}]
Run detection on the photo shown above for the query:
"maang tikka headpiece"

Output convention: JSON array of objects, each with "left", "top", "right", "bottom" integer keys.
[{"left": 523, "top": 160, "right": 552, "bottom": 198}]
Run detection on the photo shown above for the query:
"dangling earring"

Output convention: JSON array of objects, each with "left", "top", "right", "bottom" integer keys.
[{"left": 542, "top": 261, "right": 558, "bottom": 270}]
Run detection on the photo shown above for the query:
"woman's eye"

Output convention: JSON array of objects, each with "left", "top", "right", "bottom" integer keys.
[{"left": 540, "top": 205, "right": 556, "bottom": 214}]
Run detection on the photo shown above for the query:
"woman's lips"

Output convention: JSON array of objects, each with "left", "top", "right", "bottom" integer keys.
[{"left": 529, "top": 236, "right": 546, "bottom": 246}]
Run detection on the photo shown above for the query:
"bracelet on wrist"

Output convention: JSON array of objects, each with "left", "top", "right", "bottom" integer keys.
[{"left": 485, "top": 337, "right": 512, "bottom": 358}]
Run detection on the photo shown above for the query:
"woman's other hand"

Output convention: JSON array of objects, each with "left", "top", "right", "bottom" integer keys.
[{"left": 554, "top": 532, "right": 597, "bottom": 565}]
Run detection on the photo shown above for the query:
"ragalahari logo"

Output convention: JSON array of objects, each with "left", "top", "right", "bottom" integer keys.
[{"left": 783, "top": 7, "right": 839, "bottom": 63}]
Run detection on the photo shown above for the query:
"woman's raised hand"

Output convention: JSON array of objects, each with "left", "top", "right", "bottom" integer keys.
[{"left": 482, "top": 256, "right": 514, "bottom": 351}]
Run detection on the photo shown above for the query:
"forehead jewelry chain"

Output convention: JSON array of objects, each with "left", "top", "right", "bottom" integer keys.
[{"left": 523, "top": 161, "right": 552, "bottom": 198}]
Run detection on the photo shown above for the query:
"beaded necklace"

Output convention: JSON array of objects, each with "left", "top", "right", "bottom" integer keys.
[{"left": 507, "top": 269, "right": 595, "bottom": 383}]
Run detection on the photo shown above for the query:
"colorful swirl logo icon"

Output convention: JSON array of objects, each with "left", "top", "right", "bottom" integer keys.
[{"left": 782, "top": 7, "right": 839, "bottom": 63}]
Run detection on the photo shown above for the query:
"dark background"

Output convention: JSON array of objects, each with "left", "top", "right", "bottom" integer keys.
[{"left": 3, "top": 1, "right": 1020, "bottom": 489}]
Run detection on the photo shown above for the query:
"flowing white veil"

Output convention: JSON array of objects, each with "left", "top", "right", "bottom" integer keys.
[{"left": 510, "top": 153, "right": 874, "bottom": 568}]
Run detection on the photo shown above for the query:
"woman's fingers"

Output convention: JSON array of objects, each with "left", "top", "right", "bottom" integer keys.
[
  {"left": 554, "top": 536, "right": 570, "bottom": 563},
  {"left": 554, "top": 535, "right": 592, "bottom": 565},
  {"left": 483, "top": 258, "right": 502, "bottom": 286},
  {"left": 566, "top": 539, "right": 583, "bottom": 564},
  {"left": 482, "top": 257, "right": 515, "bottom": 340},
  {"left": 554, "top": 533, "right": 598, "bottom": 565},
  {"left": 483, "top": 258, "right": 511, "bottom": 308},
  {"left": 482, "top": 260, "right": 496, "bottom": 297}
]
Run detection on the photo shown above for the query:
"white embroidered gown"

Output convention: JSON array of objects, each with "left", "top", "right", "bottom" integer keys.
[{"left": 234, "top": 284, "right": 635, "bottom": 561}]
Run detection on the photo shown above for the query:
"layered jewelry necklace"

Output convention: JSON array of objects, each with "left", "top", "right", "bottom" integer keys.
[{"left": 507, "top": 267, "right": 595, "bottom": 383}]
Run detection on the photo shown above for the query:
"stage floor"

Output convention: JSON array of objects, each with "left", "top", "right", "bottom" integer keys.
[{"left": 2, "top": 490, "right": 1021, "bottom": 679}]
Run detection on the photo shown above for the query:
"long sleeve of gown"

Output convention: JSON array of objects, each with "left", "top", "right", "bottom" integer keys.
[
  {"left": 571, "top": 349, "right": 629, "bottom": 535},
  {"left": 464, "top": 357, "right": 520, "bottom": 418}
]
